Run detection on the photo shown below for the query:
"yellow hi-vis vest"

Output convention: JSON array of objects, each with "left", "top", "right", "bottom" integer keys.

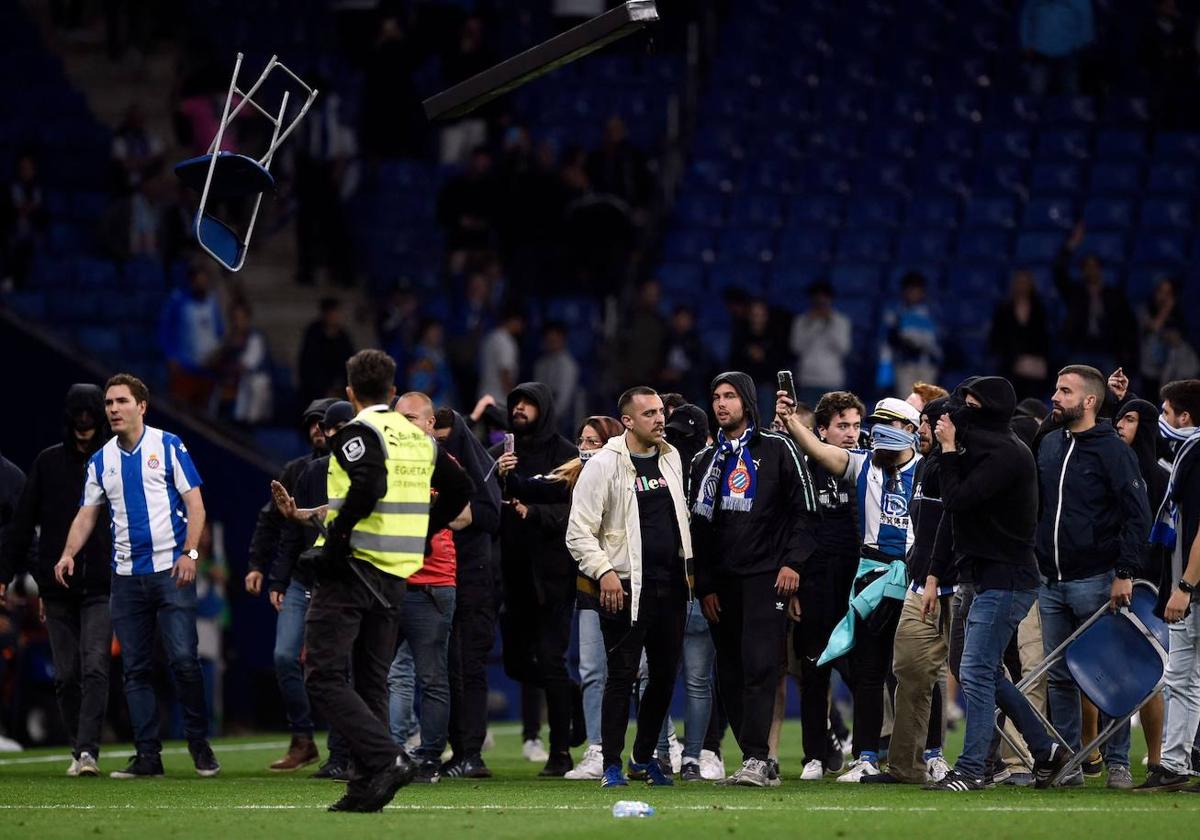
[{"left": 318, "top": 406, "right": 435, "bottom": 578}]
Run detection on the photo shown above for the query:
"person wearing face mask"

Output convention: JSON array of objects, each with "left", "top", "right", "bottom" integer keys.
[
  {"left": 0, "top": 384, "right": 112, "bottom": 776},
  {"left": 496, "top": 414, "right": 623, "bottom": 781},
  {"left": 692, "top": 372, "right": 820, "bottom": 789},
  {"left": 779, "top": 393, "right": 921, "bottom": 783},
  {"left": 921, "top": 376, "right": 1069, "bottom": 792},
  {"left": 567, "top": 388, "right": 694, "bottom": 787},
  {"left": 1138, "top": 379, "right": 1200, "bottom": 792},
  {"left": 1032, "top": 365, "right": 1151, "bottom": 790}
]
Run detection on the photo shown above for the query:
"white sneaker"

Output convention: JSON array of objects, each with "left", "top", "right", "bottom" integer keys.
[
  {"left": 800, "top": 759, "right": 826, "bottom": 780},
  {"left": 699, "top": 749, "right": 725, "bottom": 781},
  {"left": 522, "top": 738, "right": 549, "bottom": 763},
  {"left": 404, "top": 732, "right": 421, "bottom": 754},
  {"left": 564, "top": 744, "right": 604, "bottom": 780},
  {"left": 77, "top": 752, "right": 99, "bottom": 777},
  {"left": 667, "top": 734, "right": 683, "bottom": 774},
  {"left": 837, "top": 758, "right": 880, "bottom": 782},
  {"left": 66, "top": 758, "right": 81, "bottom": 777},
  {"left": 926, "top": 755, "right": 951, "bottom": 783},
  {"left": 837, "top": 735, "right": 853, "bottom": 757},
  {"left": 0, "top": 735, "right": 23, "bottom": 752},
  {"left": 482, "top": 729, "right": 495, "bottom": 752}
]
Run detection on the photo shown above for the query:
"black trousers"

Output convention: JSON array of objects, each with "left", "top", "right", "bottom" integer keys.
[
  {"left": 795, "top": 554, "right": 856, "bottom": 764},
  {"left": 599, "top": 579, "right": 687, "bottom": 769},
  {"left": 43, "top": 594, "right": 112, "bottom": 758},
  {"left": 447, "top": 582, "right": 497, "bottom": 759},
  {"left": 849, "top": 609, "right": 901, "bottom": 758},
  {"left": 304, "top": 562, "right": 406, "bottom": 777},
  {"left": 499, "top": 582, "right": 575, "bottom": 754},
  {"left": 709, "top": 571, "right": 789, "bottom": 763}
]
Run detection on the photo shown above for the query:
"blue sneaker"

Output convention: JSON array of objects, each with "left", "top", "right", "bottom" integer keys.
[
  {"left": 630, "top": 758, "right": 674, "bottom": 787},
  {"left": 601, "top": 765, "right": 628, "bottom": 787}
]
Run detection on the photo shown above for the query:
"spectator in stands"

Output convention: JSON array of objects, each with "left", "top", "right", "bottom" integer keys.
[
  {"left": 907, "top": 382, "right": 949, "bottom": 413},
  {"left": 881, "top": 272, "right": 942, "bottom": 399},
  {"left": 617, "top": 281, "right": 668, "bottom": 389},
  {"left": 438, "top": 146, "right": 500, "bottom": 257},
  {"left": 376, "top": 286, "right": 420, "bottom": 377},
  {"left": 211, "top": 300, "right": 273, "bottom": 425},
  {"left": 159, "top": 263, "right": 224, "bottom": 412},
  {"left": 1, "top": 152, "right": 47, "bottom": 290},
  {"left": 447, "top": 270, "right": 496, "bottom": 402},
  {"left": 438, "top": 16, "right": 496, "bottom": 165},
  {"left": 1055, "top": 223, "right": 1139, "bottom": 374},
  {"left": 587, "top": 115, "right": 651, "bottom": 213},
  {"left": 297, "top": 298, "right": 355, "bottom": 406},
  {"left": 407, "top": 319, "right": 456, "bottom": 408},
  {"left": 790, "top": 281, "right": 852, "bottom": 407},
  {"left": 533, "top": 322, "right": 580, "bottom": 432},
  {"left": 989, "top": 269, "right": 1052, "bottom": 400},
  {"left": 478, "top": 305, "right": 524, "bottom": 405},
  {"left": 1140, "top": 278, "right": 1192, "bottom": 398},
  {"left": 730, "top": 299, "right": 786, "bottom": 423},
  {"left": 361, "top": 15, "right": 427, "bottom": 159},
  {"left": 110, "top": 104, "right": 164, "bottom": 193},
  {"left": 1019, "top": 0, "right": 1095, "bottom": 96},
  {"left": 295, "top": 82, "right": 357, "bottom": 288},
  {"left": 660, "top": 306, "right": 709, "bottom": 403}
]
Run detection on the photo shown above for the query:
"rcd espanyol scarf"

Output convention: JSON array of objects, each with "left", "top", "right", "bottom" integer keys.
[{"left": 694, "top": 425, "right": 757, "bottom": 521}]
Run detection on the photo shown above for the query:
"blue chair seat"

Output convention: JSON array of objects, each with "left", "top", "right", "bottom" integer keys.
[
  {"left": 1065, "top": 612, "right": 1163, "bottom": 720},
  {"left": 194, "top": 213, "right": 243, "bottom": 269},
  {"left": 175, "top": 151, "right": 275, "bottom": 198},
  {"left": 1131, "top": 583, "right": 1169, "bottom": 651}
]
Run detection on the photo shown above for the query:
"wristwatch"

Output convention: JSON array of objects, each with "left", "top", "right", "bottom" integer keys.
[
  {"left": 1180, "top": 579, "right": 1197, "bottom": 595},
  {"left": 1114, "top": 568, "right": 1133, "bottom": 581},
  {"left": 184, "top": 549, "right": 199, "bottom": 561}
]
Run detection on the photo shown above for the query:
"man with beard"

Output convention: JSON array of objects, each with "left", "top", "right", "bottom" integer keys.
[
  {"left": 432, "top": 408, "right": 503, "bottom": 780},
  {"left": 779, "top": 393, "right": 922, "bottom": 782},
  {"left": 488, "top": 382, "right": 579, "bottom": 775},
  {"left": 693, "top": 372, "right": 819, "bottom": 787},
  {"left": 0, "top": 385, "right": 112, "bottom": 776},
  {"left": 793, "top": 391, "right": 863, "bottom": 781},
  {"left": 924, "top": 377, "right": 1071, "bottom": 791},
  {"left": 246, "top": 397, "right": 335, "bottom": 772},
  {"left": 1034, "top": 365, "right": 1151, "bottom": 790}
]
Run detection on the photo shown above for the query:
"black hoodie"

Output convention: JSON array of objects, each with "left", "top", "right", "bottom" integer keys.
[
  {"left": 939, "top": 376, "right": 1041, "bottom": 591},
  {"left": 1119, "top": 398, "right": 1169, "bottom": 515},
  {"left": 442, "top": 410, "right": 503, "bottom": 592},
  {"left": 688, "top": 372, "right": 820, "bottom": 592},
  {"left": 909, "top": 397, "right": 955, "bottom": 588},
  {"left": 0, "top": 384, "right": 112, "bottom": 598},
  {"left": 488, "top": 382, "right": 578, "bottom": 602}
]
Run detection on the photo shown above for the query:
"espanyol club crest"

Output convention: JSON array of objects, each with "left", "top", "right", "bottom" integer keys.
[
  {"left": 727, "top": 467, "right": 751, "bottom": 493},
  {"left": 147, "top": 453, "right": 161, "bottom": 470}
]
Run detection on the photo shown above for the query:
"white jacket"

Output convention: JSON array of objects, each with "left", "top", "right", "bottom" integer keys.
[{"left": 566, "top": 433, "right": 693, "bottom": 622}]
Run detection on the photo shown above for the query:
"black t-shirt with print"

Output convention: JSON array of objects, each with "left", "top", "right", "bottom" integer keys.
[{"left": 632, "top": 451, "right": 680, "bottom": 583}]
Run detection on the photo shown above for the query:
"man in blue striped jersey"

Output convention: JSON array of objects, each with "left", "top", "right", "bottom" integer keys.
[{"left": 56, "top": 373, "right": 218, "bottom": 779}]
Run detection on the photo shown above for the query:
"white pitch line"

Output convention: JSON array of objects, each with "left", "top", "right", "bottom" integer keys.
[
  {"left": 0, "top": 741, "right": 289, "bottom": 767},
  {"left": 0, "top": 803, "right": 1195, "bottom": 814}
]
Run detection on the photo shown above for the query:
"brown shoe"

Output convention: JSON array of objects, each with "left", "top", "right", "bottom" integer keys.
[{"left": 269, "top": 735, "right": 319, "bottom": 772}]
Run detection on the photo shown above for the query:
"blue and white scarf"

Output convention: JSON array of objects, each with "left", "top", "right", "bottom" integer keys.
[
  {"left": 1150, "top": 419, "right": 1200, "bottom": 554},
  {"left": 871, "top": 424, "right": 919, "bottom": 452},
  {"left": 693, "top": 425, "right": 757, "bottom": 521}
]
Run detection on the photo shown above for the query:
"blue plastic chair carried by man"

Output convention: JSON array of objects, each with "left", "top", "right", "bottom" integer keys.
[{"left": 174, "top": 53, "right": 318, "bottom": 271}]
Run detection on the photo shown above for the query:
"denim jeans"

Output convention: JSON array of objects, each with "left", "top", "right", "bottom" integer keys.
[
  {"left": 957, "top": 587, "right": 1052, "bottom": 778},
  {"left": 387, "top": 585, "right": 456, "bottom": 762},
  {"left": 1039, "top": 571, "right": 1130, "bottom": 768},
  {"left": 577, "top": 608, "right": 606, "bottom": 746},
  {"left": 1163, "top": 609, "right": 1200, "bottom": 775},
  {"left": 274, "top": 580, "right": 314, "bottom": 735},
  {"left": 656, "top": 601, "right": 714, "bottom": 761},
  {"left": 110, "top": 570, "right": 209, "bottom": 756}
]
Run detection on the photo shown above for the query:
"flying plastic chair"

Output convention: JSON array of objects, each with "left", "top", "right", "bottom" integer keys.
[{"left": 174, "top": 53, "right": 317, "bottom": 271}]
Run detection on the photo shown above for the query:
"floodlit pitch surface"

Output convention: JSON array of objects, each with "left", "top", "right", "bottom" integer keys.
[{"left": 0, "top": 723, "right": 1194, "bottom": 838}]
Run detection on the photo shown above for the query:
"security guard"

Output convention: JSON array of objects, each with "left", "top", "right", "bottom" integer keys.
[{"left": 304, "top": 350, "right": 471, "bottom": 813}]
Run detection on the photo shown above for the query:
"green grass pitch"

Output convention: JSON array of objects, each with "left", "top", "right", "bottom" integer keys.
[{"left": 1, "top": 722, "right": 1196, "bottom": 839}]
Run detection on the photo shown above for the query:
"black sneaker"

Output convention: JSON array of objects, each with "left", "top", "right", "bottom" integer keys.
[
  {"left": 110, "top": 754, "right": 164, "bottom": 780},
  {"left": 189, "top": 742, "right": 221, "bottom": 778},
  {"left": 824, "top": 730, "right": 845, "bottom": 774},
  {"left": 329, "top": 753, "right": 415, "bottom": 813},
  {"left": 538, "top": 751, "right": 573, "bottom": 778},
  {"left": 1081, "top": 756, "right": 1104, "bottom": 778},
  {"left": 313, "top": 759, "right": 350, "bottom": 781},
  {"left": 765, "top": 757, "right": 781, "bottom": 787},
  {"left": 413, "top": 760, "right": 440, "bottom": 784},
  {"left": 861, "top": 772, "right": 904, "bottom": 784},
  {"left": 441, "top": 754, "right": 492, "bottom": 779},
  {"left": 1133, "top": 766, "right": 1192, "bottom": 792},
  {"left": 680, "top": 761, "right": 703, "bottom": 782},
  {"left": 1033, "top": 743, "right": 1072, "bottom": 789},
  {"left": 924, "top": 767, "right": 987, "bottom": 791}
]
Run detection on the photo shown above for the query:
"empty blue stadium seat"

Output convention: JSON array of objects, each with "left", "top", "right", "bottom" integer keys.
[
  {"left": 1043, "top": 96, "right": 1097, "bottom": 125},
  {"left": 1036, "top": 129, "right": 1090, "bottom": 161},
  {"left": 1133, "top": 232, "right": 1189, "bottom": 265},
  {"left": 1083, "top": 197, "right": 1134, "bottom": 229},
  {"left": 847, "top": 195, "right": 902, "bottom": 229},
  {"left": 770, "top": 264, "right": 826, "bottom": 300},
  {"left": 690, "top": 157, "right": 740, "bottom": 192},
  {"left": 1141, "top": 198, "right": 1194, "bottom": 230},
  {"left": 1076, "top": 231, "right": 1128, "bottom": 263},
  {"left": 717, "top": 229, "right": 776, "bottom": 263},
  {"left": 955, "top": 229, "right": 1011, "bottom": 260},
  {"left": 829, "top": 263, "right": 884, "bottom": 297},
  {"left": 980, "top": 128, "right": 1032, "bottom": 161},
  {"left": 947, "top": 264, "right": 1005, "bottom": 299},
  {"left": 1096, "top": 129, "right": 1147, "bottom": 159},
  {"left": 787, "top": 195, "right": 844, "bottom": 227},
  {"left": 1104, "top": 96, "right": 1152, "bottom": 126},
  {"left": 973, "top": 162, "right": 1028, "bottom": 195},
  {"left": 656, "top": 262, "right": 705, "bottom": 296},
  {"left": 836, "top": 230, "right": 893, "bottom": 261},
  {"left": 805, "top": 160, "right": 855, "bottom": 195},
  {"left": 906, "top": 195, "right": 960, "bottom": 228},
  {"left": 1147, "top": 164, "right": 1197, "bottom": 195},
  {"left": 1155, "top": 132, "right": 1200, "bottom": 161},
  {"left": 1015, "top": 231, "right": 1065, "bottom": 262},
  {"left": 676, "top": 190, "right": 727, "bottom": 227},
  {"left": 663, "top": 229, "right": 716, "bottom": 263},
  {"left": 964, "top": 195, "right": 1018, "bottom": 229},
  {"left": 1031, "top": 162, "right": 1084, "bottom": 193},
  {"left": 1126, "top": 265, "right": 1178, "bottom": 306},
  {"left": 709, "top": 262, "right": 766, "bottom": 294},
  {"left": 74, "top": 257, "right": 118, "bottom": 289},
  {"left": 1090, "top": 162, "right": 1142, "bottom": 194},
  {"left": 897, "top": 230, "right": 951, "bottom": 263},
  {"left": 919, "top": 126, "right": 976, "bottom": 160},
  {"left": 1023, "top": 197, "right": 1077, "bottom": 230},
  {"left": 729, "top": 193, "right": 784, "bottom": 228},
  {"left": 918, "top": 161, "right": 971, "bottom": 194}
]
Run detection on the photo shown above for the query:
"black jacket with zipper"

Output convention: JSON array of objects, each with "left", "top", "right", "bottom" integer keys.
[
  {"left": 689, "top": 372, "right": 820, "bottom": 595},
  {"left": 1035, "top": 418, "right": 1152, "bottom": 582}
]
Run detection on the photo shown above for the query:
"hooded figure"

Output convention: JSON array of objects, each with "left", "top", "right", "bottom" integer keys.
[
  {"left": 1, "top": 384, "right": 112, "bottom": 598},
  {"left": 664, "top": 403, "right": 709, "bottom": 494},
  {"left": 1120, "top": 398, "right": 1169, "bottom": 514},
  {"left": 487, "top": 381, "right": 580, "bottom": 772}
]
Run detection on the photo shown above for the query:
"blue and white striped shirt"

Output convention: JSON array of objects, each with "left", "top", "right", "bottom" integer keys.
[
  {"left": 843, "top": 449, "right": 921, "bottom": 560},
  {"left": 82, "top": 426, "right": 203, "bottom": 576}
]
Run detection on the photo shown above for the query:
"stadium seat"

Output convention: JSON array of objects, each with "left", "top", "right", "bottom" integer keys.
[
  {"left": 729, "top": 193, "right": 785, "bottom": 229},
  {"left": 847, "top": 195, "right": 902, "bottom": 229},
  {"left": 1146, "top": 163, "right": 1197, "bottom": 195},
  {"left": 964, "top": 195, "right": 1018, "bottom": 229},
  {"left": 1090, "top": 162, "right": 1142, "bottom": 194},
  {"left": 1015, "top": 231, "right": 1065, "bottom": 263},
  {"left": 716, "top": 229, "right": 776, "bottom": 263},
  {"left": 829, "top": 263, "right": 884, "bottom": 297},
  {"left": 955, "top": 229, "right": 1011, "bottom": 260},
  {"left": 906, "top": 195, "right": 960, "bottom": 228},
  {"left": 787, "top": 195, "right": 844, "bottom": 227},
  {"left": 1133, "top": 231, "right": 1189, "bottom": 265},
  {"left": 655, "top": 263, "right": 705, "bottom": 297},
  {"left": 947, "top": 264, "right": 1005, "bottom": 300},
  {"left": 1096, "top": 129, "right": 1147, "bottom": 160},
  {"left": 980, "top": 128, "right": 1032, "bottom": 161},
  {"left": 777, "top": 228, "right": 833, "bottom": 262},
  {"left": 897, "top": 230, "right": 952, "bottom": 263},
  {"left": 1140, "top": 198, "right": 1194, "bottom": 230},
  {"left": 1023, "top": 196, "right": 1077, "bottom": 231},
  {"left": 677, "top": 190, "right": 727, "bottom": 227},
  {"left": 1075, "top": 231, "right": 1128, "bottom": 264},
  {"left": 1031, "top": 161, "right": 1084, "bottom": 194},
  {"left": 1155, "top": 132, "right": 1200, "bottom": 161},
  {"left": 709, "top": 262, "right": 766, "bottom": 294},
  {"left": 1083, "top": 197, "right": 1134, "bottom": 230},
  {"left": 663, "top": 229, "right": 716, "bottom": 263}
]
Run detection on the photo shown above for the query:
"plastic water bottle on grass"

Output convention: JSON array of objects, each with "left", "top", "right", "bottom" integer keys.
[{"left": 612, "top": 800, "right": 656, "bottom": 818}]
